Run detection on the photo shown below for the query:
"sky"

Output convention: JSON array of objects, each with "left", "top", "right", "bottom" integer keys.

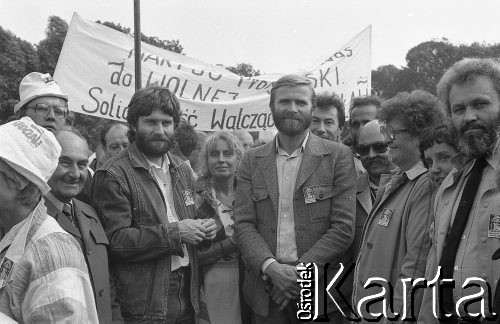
[{"left": 1, "top": 0, "right": 500, "bottom": 74}]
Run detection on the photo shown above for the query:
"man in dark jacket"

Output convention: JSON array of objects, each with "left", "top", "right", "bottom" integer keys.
[
  {"left": 91, "top": 86, "right": 216, "bottom": 323},
  {"left": 45, "top": 127, "right": 123, "bottom": 323}
]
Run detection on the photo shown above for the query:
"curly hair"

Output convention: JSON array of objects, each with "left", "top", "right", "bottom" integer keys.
[
  {"left": 419, "top": 119, "right": 458, "bottom": 164},
  {"left": 377, "top": 90, "right": 444, "bottom": 136},
  {"left": 437, "top": 58, "right": 500, "bottom": 116},
  {"left": 314, "top": 92, "right": 346, "bottom": 129},
  {"left": 173, "top": 120, "right": 197, "bottom": 157},
  {"left": 269, "top": 74, "right": 315, "bottom": 111},
  {"left": 126, "top": 86, "right": 182, "bottom": 142},
  {"left": 200, "top": 132, "right": 243, "bottom": 178}
]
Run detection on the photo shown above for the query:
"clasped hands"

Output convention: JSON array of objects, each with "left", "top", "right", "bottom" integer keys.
[
  {"left": 178, "top": 218, "right": 217, "bottom": 245},
  {"left": 265, "top": 262, "right": 300, "bottom": 311}
]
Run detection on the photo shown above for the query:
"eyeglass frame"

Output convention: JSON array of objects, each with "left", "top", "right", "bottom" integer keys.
[
  {"left": 24, "top": 103, "right": 68, "bottom": 120},
  {"left": 380, "top": 125, "right": 410, "bottom": 141},
  {"left": 356, "top": 141, "right": 390, "bottom": 156}
]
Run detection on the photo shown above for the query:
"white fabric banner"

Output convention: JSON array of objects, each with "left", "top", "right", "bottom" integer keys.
[{"left": 54, "top": 13, "right": 371, "bottom": 131}]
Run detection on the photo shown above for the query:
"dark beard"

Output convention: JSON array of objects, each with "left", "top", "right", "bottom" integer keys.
[
  {"left": 457, "top": 122, "right": 498, "bottom": 158},
  {"left": 272, "top": 111, "right": 311, "bottom": 136},
  {"left": 136, "top": 133, "right": 174, "bottom": 158}
]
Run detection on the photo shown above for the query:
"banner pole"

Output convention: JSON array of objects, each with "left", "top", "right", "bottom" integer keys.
[{"left": 134, "top": 0, "right": 142, "bottom": 90}]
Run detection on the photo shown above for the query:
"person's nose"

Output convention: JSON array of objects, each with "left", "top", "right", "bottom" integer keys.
[
  {"left": 317, "top": 122, "right": 326, "bottom": 133},
  {"left": 367, "top": 146, "right": 377, "bottom": 159},
  {"left": 429, "top": 162, "right": 440, "bottom": 175},
  {"left": 288, "top": 101, "right": 298, "bottom": 113},
  {"left": 217, "top": 152, "right": 227, "bottom": 164},
  {"left": 67, "top": 163, "right": 79, "bottom": 178},
  {"left": 463, "top": 106, "right": 478, "bottom": 123},
  {"left": 45, "top": 108, "right": 56, "bottom": 121},
  {"left": 153, "top": 123, "right": 164, "bottom": 134}
]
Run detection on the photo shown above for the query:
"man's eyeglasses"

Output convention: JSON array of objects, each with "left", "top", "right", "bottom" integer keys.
[
  {"left": 357, "top": 141, "right": 389, "bottom": 156},
  {"left": 25, "top": 103, "right": 68, "bottom": 120},
  {"left": 380, "top": 125, "right": 409, "bottom": 141}
]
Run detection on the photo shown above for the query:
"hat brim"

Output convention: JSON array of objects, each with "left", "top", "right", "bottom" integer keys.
[{"left": 14, "top": 92, "right": 69, "bottom": 113}]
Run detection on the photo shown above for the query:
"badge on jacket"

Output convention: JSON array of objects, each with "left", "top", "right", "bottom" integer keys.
[
  {"left": 183, "top": 189, "right": 194, "bottom": 206},
  {"left": 488, "top": 214, "right": 500, "bottom": 238},
  {"left": 0, "top": 257, "right": 13, "bottom": 287},
  {"left": 378, "top": 208, "right": 393, "bottom": 227},
  {"left": 304, "top": 187, "right": 316, "bottom": 204}
]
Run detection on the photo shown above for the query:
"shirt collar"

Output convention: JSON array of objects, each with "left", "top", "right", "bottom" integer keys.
[
  {"left": 368, "top": 179, "right": 379, "bottom": 190},
  {"left": 399, "top": 160, "right": 427, "bottom": 181},
  {"left": 146, "top": 154, "right": 171, "bottom": 172},
  {"left": 451, "top": 139, "right": 500, "bottom": 176},
  {"left": 45, "top": 191, "right": 72, "bottom": 211},
  {"left": 275, "top": 131, "right": 310, "bottom": 155}
]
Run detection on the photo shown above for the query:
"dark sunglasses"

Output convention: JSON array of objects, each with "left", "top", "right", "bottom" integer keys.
[{"left": 357, "top": 141, "right": 389, "bottom": 156}]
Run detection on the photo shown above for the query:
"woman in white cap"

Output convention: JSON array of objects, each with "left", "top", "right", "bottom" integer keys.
[{"left": 0, "top": 117, "right": 98, "bottom": 323}]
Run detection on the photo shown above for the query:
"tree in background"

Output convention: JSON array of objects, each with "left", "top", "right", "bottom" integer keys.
[
  {"left": 226, "top": 62, "right": 260, "bottom": 77},
  {"left": 37, "top": 16, "right": 68, "bottom": 75},
  {"left": 371, "top": 39, "right": 500, "bottom": 99},
  {"left": 0, "top": 26, "right": 40, "bottom": 122},
  {"left": 97, "top": 20, "right": 184, "bottom": 54}
]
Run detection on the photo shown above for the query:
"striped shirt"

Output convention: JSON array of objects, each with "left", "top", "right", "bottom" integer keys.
[{"left": 0, "top": 199, "right": 98, "bottom": 323}]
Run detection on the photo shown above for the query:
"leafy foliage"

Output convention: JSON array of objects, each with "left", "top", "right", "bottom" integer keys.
[
  {"left": 226, "top": 62, "right": 260, "bottom": 77},
  {"left": 371, "top": 39, "right": 500, "bottom": 99},
  {"left": 37, "top": 16, "right": 68, "bottom": 75},
  {"left": 97, "top": 20, "right": 183, "bottom": 54}
]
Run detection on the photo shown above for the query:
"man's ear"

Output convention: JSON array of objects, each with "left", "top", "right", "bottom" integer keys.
[{"left": 172, "top": 141, "right": 180, "bottom": 154}]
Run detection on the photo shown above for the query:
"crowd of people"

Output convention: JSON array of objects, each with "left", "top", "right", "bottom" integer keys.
[{"left": 0, "top": 56, "right": 499, "bottom": 324}]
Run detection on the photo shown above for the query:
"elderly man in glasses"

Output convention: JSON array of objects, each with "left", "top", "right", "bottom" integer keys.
[
  {"left": 352, "top": 90, "right": 442, "bottom": 322},
  {"left": 14, "top": 72, "right": 69, "bottom": 134}
]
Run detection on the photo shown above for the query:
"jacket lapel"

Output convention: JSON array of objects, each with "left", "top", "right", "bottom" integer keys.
[
  {"left": 357, "top": 173, "right": 372, "bottom": 216},
  {"left": 256, "top": 141, "right": 279, "bottom": 216},
  {"left": 44, "top": 198, "right": 82, "bottom": 238},
  {"left": 73, "top": 201, "right": 91, "bottom": 247},
  {"left": 370, "top": 172, "right": 407, "bottom": 217},
  {"left": 294, "top": 134, "right": 328, "bottom": 193}
]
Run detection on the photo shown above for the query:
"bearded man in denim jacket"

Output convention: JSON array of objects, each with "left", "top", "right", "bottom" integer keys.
[{"left": 92, "top": 86, "right": 217, "bottom": 323}]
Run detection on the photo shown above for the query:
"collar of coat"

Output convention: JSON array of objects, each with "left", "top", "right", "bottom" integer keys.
[
  {"left": 256, "top": 131, "right": 330, "bottom": 158},
  {"left": 127, "top": 141, "right": 183, "bottom": 173}
]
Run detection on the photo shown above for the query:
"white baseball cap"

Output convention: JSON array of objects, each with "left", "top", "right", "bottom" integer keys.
[
  {"left": 14, "top": 72, "right": 68, "bottom": 113},
  {"left": 0, "top": 117, "right": 61, "bottom": 195}
]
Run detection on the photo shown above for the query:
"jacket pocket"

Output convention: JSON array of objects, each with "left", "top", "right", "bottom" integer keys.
[
  {"left": 251, "top": 187, "right": 270, "bottom": 225},
  {"left": 307, "top": 185, "right": 335, "bottom": 222},
  {"left": 114, "top": 263, "right": 153, "bottom": 318},
  {"left": 90, "top": 219, "right": 109, "bottom": 245}
]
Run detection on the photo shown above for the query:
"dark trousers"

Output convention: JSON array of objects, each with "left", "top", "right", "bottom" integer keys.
[{"left": 166, "top": 267, "right": 195, "bottom": 324}]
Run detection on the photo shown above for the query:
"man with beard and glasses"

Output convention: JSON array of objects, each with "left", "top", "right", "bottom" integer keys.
[
  {"left": 419, "top": 58, "right": 500, "bottom": 323},
  {"left": 91, "top": 86, "right": 217, "bottom": 323},
  {"left": 234, "top": 75, "right": 356, "bottom": 323}
]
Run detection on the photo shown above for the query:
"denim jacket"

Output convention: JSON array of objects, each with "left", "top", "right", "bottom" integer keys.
[{"left": 91, "top": 142, "right": 199, "bottom": 323}]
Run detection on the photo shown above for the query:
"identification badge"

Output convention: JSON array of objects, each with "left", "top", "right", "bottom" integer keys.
[
  {"left": 378, "top": 208, "right": 393, "bottom": 227},
  {"left": 0, "top": 257, "right": 14, "bottom": 287},
  {"left": 183, "top": 190, "right": 195, "bottom": 206},
  {"left": 304, "top": 187, "right": 316, "bottom": 204},
  {"left": 488, "top": 214, "right": 500, "bottom": 238}
]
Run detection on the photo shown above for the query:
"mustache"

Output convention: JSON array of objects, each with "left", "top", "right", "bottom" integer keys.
[
  {"left": 365, "top": 156, "right": 389, "bottom": 164},
  {"left": 460, "top": 121, "right": 488, "bottom": 133}
]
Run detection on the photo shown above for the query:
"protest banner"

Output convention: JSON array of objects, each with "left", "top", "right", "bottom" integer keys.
[{"left": 54, "top": 13, "right": 371, "bottom": 131}]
